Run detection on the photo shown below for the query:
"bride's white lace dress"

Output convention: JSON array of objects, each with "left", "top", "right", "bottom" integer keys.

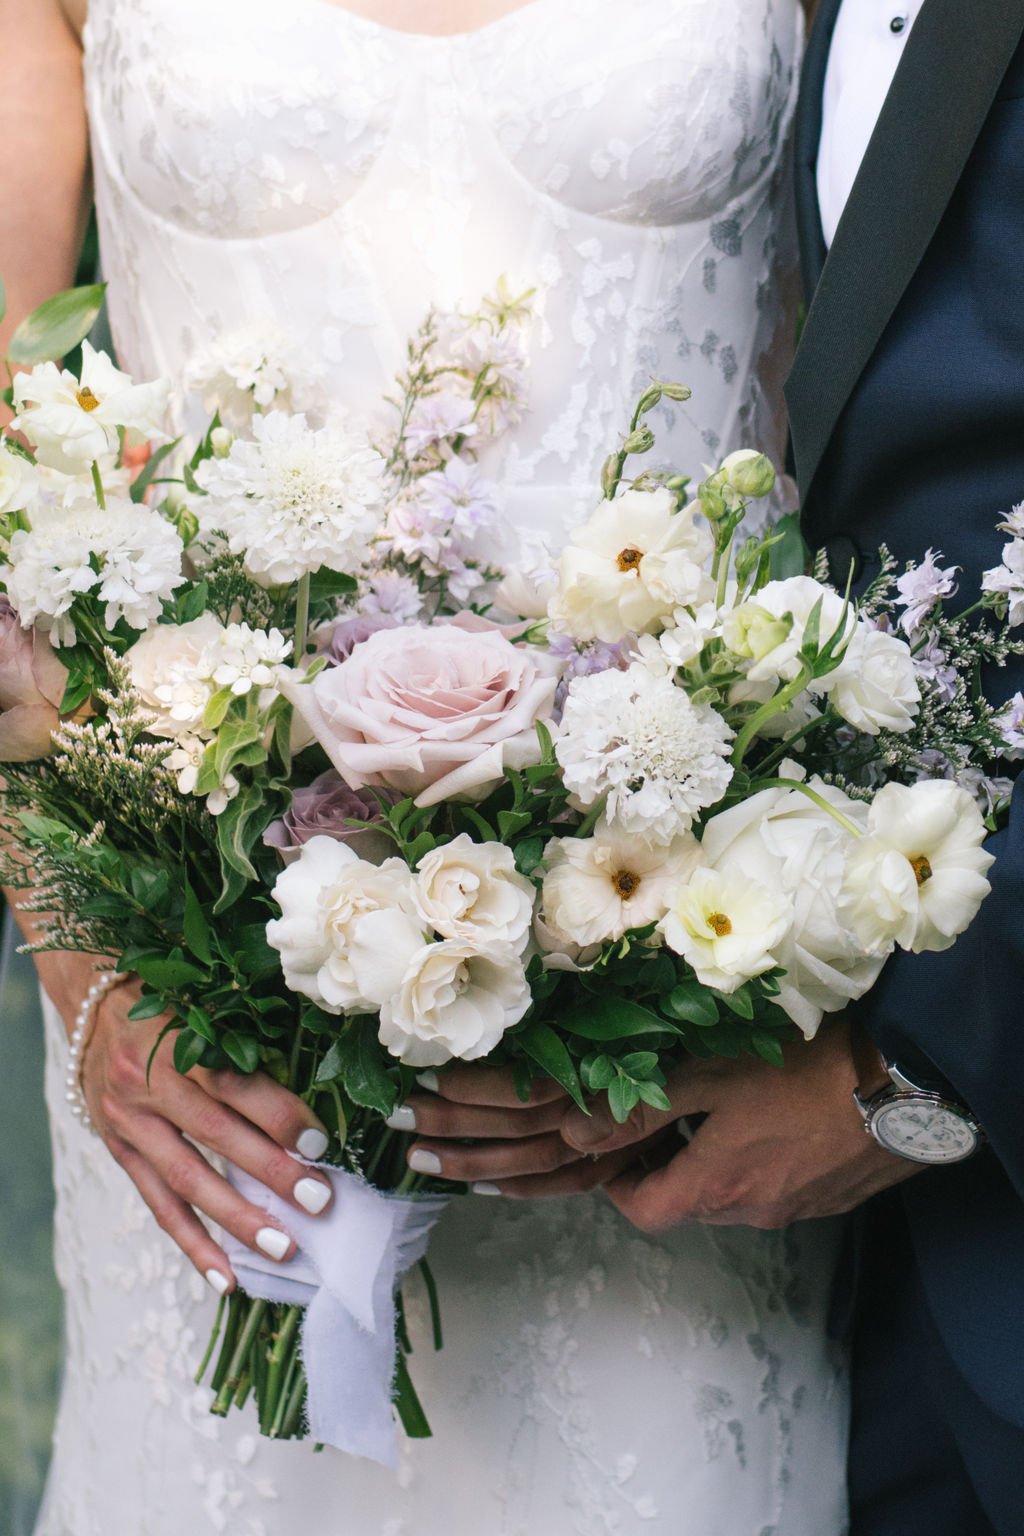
[{"left": 36, "top": 1, "right": 850, "bottom": 1531}]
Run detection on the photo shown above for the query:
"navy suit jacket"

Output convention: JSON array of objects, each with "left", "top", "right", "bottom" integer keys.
[{"left": 786, "top": 0, "right": 1024, "bottom": 1425}]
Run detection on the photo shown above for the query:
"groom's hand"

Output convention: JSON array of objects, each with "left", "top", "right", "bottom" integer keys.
[{"left": 562, "top": 1019, "right": 921, "bottom": 1232}]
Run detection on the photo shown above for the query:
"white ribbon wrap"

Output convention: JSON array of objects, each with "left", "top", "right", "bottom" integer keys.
[{"left": 222, "top": 1165, "right": 448, "bottom": 1467}]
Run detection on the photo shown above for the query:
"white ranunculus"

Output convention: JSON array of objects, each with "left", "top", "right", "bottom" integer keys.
[
  {"left": 126, "top": 614, "right": 225, "bottom": 736},
  {"left": 541, "top": 821, "right": 704, "bottom": 948},
  {"left": 660, "top": 865, "right": 793, "bottom": 993},
  {"left": 266, "top": 836, "right": 426, "bottom": 1013},
  {"left": 549, "top": 487, "right": 714, "bottom": 644},
  {"left": 825, "top": 625, "right": 920, "bottom": 735},
  {"left": 11, "top": 343, "right": 170, "bottom": 474},
  {"left": 700, "top": 774, "right": 883, "bottom": 1036},
  {"left": 0, "top": 442, "right": 39, "bottom": 516},
  {"left": 839, "top": 780, "right": 994, "bottom": 956},
  {"left": 378, "top": 939, "right": 531, "bottom": 1068},
  {"left": 414, "top": 834, "right": 536, "bottom": 953}
]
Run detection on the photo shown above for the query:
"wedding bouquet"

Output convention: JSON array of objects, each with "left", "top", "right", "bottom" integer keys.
[{"left": 0, "top": 274, "right": 1019, "bottom": 1463}]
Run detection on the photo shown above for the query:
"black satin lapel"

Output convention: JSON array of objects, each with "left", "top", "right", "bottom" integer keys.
[
  {"left": 786, "top": 0, "right": 1024, "bottom": 501},
  {"left": 792, "top": 0, "right": 843, "bottom": 297}
]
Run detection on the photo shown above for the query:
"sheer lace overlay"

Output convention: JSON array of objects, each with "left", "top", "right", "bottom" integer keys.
[{"left": 36, "top": 2, "right": 849, "bottom": 1532}]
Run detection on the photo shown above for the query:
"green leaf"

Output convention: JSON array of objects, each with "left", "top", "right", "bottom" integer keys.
[
  {"left": 518, "top": 1024, "right": 586, "bottom": 1112},
  {"left": 309, "top": 567, "right": 358, "bottom": 603},
  {"left": 315, "top": 1017, "right": 396, "bottom": 1116},
  {"left": 405, "top": 830, "right": 439, "bottom": 866},
  {"left": 458, "top": 807, "right": 497, "bottom": 843},
  {"left": 222, "top": 1030, "right": 261, "bottom": 1073},
  {"left": 750, "top": 1029, "right": 786, "bottom": 1068},
  {"left": 173, "top": 1028, "right": 208, "bottom": 1076},
  {"left": 130, "top": 439, "right": 182, "bottom": 504},
  {"left": 8, "top": 283, "right": 107, "bottom": 365},
  {"left": 635, "top": 1080, "right": 672, "bottom": 1111},
  {"left": 800, "top": 594, "right": 824, "bottom": 659},
  {"left": 497, "top": 809, "right": 534, "bottom": 842},
  {"left": 514, "top": 837, "right": 545, "bottom": 877},
  {"left": 183, "top": 879, "right": 215, "bottom": 966},
  {"left": 187, "top": 1006, "right": 217, "bottom": 1045},
  {"left": 580, "top": 1053, "right": 616, "bottom": 1092},
  {"left": 767, "top": 512, "right": 809, "bottom": 581},
  {"left": 562, "top": 996, "right": 680, "bottom": 1042},
  {"left": 231, "top": 924, "right": 280, "bottom": 982},
  {"left": 127, "top": 994, "right": 168, "bottom": 1022},
  {"left": 618, "top": 1050, "right": 660, "bottom": 1078},
  {"left": 122, "top": 946, "right": 209, "bottom": 990},
  {"left": 607, "top": 1076, "right": 640, "bottom": 1123},
  {"left": 663, "top": 982, "right": 719, "bottom": 1029},
  {"left": 175, "top": 581, "right": 210, "bottom": 624},
  {"left": 722, "top": 985, "right": 754, "bottom": 1020}
]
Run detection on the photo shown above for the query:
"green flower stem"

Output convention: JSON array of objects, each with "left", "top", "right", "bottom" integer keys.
[
  {"left": 280, "top": 1365, "right": 309, "bottom": 1439},
  {"left": 749, "top": 776, "right": 865, "bottom": 838},
  {"left": 264, "top": 1303, "right": 303, "bottom": 1434},
  {"left": 193, "top": 1293, "right": 227, "bottom": 1385},
  {"left": 755, "top": 712, "right": 833, "bottom": 775},
  {"left": 90, "top": 460, "right": 106, "bottom": 511},
  {"left": 713, "top": 530, "right": 735, "bottom": 608},
  {"left": 212, "top": 1297, "right": 267, "bottom": 1416},
  {"left": 294, "top": 572, "right": 311, "bottom": 661},
  {"left": 573, "top": 797, "right": 607, "bottom": 840},
  {"left": 730, "top": 662, "right": 814, "bottom": 768}
]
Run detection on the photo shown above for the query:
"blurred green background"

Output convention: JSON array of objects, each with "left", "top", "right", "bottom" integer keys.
[{"left": 0, "top": 917, "right": 60, "bottom": 1536}]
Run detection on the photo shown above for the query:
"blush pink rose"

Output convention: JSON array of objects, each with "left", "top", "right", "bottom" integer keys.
[
  {"left": 283, "top": 621, "right": 562, "bottom": 807},
  {"left": 0, "top": 596, "right": 68, "bottom": 761}
]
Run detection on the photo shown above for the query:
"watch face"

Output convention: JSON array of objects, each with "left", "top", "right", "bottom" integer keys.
[{"left": 872, "top": 1097, "right": 978, "bottom": 1164}]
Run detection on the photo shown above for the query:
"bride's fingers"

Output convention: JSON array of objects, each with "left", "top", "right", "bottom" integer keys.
[
  {"left": 194, "top": 1065, "right": 331, "bottom": 1161},
  {"left": 105, "top": 1133, "right": 237, "bottom": 1293},
  {"left": 405, "top": 1128, "right": 580, "bottom": 1183},
  {"left": 418, "top": 1064, "right": 568, "bottom": 1110},
  {"left": 129, "top": 1112, "right": 298, "bottom": 1263},
  {"left": 391, "top": 1091, "right": 569, "bottom": 1141}
]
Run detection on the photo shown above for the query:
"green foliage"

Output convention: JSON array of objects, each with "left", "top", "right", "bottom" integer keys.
[
  {"left": 315, "top": 1016, "right": 398, "bottom": 1116},
  {"left": 7, "top": 283, "right": 107, "bottom": 365}
]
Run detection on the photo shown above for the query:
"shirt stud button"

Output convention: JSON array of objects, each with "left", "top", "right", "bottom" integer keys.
[{"left": 890, "top": 15, "right": 907, "bottom": 33}]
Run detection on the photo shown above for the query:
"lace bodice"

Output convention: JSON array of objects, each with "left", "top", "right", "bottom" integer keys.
[
  {"left": 84, "top": 0, "right": 801, "bottom": 540},
  {"left": 35, "top": 6, "right": 852, "bottom": 1534}
]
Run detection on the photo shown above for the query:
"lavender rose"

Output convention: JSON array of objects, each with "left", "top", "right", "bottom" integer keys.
[
  {"left": 283, "top": 621, "right": 562, "bottom": 807},
  {"left": 317, "top": 613, "right": 398, "bottom": 666},
  {"left": 264, "top": 771, "right": 397, "bottom": 864},
  {"left": 0, "top": 596, "right": 68, "bottom": 761}
]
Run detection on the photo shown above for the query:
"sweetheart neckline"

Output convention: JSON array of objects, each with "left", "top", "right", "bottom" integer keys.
[{"left": 247, "top": 0, "right": 550, "bottom": 43}]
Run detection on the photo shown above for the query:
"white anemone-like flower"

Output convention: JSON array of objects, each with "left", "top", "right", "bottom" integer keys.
[
  {"left": 11, "top": 343, "right": 170, "bottom": 474},
  {"left": 541, "top": 820, "right": 704, "bottom": 948},
  {"left": 4, "top": 497, "right": 185, "bottom": 645},
  {"left": 194, "top": 410, "right": 385, "bottom": 586},
  {"left": 549, "top": 487, "right": 715, "bottom": 644},
  {"left": 982, "top": 540, "right": 1024, "bottom": 626},
  {"left": 184, "top": 323, "right": 326, "bottom": 432},
  {"left": 414, "top": 835, "right": 536, "bottom": 953},
  {"left": 660, "top": 866, "right": 793, "bottom": 994},
  {"left": 378, "top": 939, "right": 532, "bottom": 1068},
  {"left": 839, "top": 780, "right": 994, "bottom": 956},
  {"left": 555, "top": 662, "right": 735, "bottom": 844},
  {"left": 266, "top": 836, "right": 426, "bottom": 1013}
]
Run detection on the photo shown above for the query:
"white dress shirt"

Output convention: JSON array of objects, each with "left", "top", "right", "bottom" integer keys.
[{"left": 817, "top": 0, "right": 924, "bottom": 246}]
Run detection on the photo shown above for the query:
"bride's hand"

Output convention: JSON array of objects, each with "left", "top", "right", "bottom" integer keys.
[
  {"left": 395, "top": 1066, "right": 641, "bottom": 1197},
  {"left": 81, "top": 981, "right": 335, "bottom": 1293}
]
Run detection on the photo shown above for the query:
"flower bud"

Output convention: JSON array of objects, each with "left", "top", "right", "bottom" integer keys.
[
  {"left": 698, "top": 479, "right": 727, "bottom": 523},
  {"left": 210, "top": 426, "right": 234, "bottom": 458},
  {"left": 721, "top": 603, "right": 793, "bottom": 663},
  {"left": 660, "top": 382, "right": 692, "bottom": 403},
  {"left": 719, "top": 449, "right": 776, "bottom": 501},
  {"left": 622, "top": 426, "right": 655, "bottom": 456},
  {"left": 600, "top": 452, "right": 621, "bottom": 498},
  {"left": 635, "top": 384, "right": 663, "bottom": 415}
]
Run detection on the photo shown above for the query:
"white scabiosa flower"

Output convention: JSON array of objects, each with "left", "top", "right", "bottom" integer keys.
[
  {"left": 556, "top": 662, "right": 735, "bottom": 843},
  {"left": 549, "top": 487, "right": 715, "bottom": 645},
  {"left": 414, "top": 835, "right": 536, "bottom": 954},
  {"left": 378, "top": 939, "right": 532, "bottom": 1068},
  {"left": 184, "top": 324, "right": 326, "bottom": 432},
  {"left": 4, "top": 498, "right": 185, "bottom": 645},
  {"left": 193, "top": 410, "right": 385, "bottom": 586},
  {"left": 11, "top": 343, "right": 170, "bottom": 474},
  {"left": 660, "top": 866, "right": 793, "bottom": 994},
  {"left": 541, "top": 820, "right": 704, "bottom": 948},
  {"left": 839, "top": 780, "right": 994, "bottom": 956}
]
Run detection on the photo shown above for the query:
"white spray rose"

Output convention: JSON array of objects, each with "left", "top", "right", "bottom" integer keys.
[
  {"left": 660, "top": 866, "right": 793, "bottom": 994},
  {"left": 11, "top": 343, "right": 170, "bottom": 474},
  {"left": 126, "top": 614, "right": 225, "bottom": 736},
  {"left": 826, "top": 625, "right": 920, "bottom": 735},
  {"left": 549, "top": 487, "right": 714, "bottom": 644},
  {"left": 414, "top": 834, "right": 536, "bottom": 953},
  {"left": 541, "top": 821, "right": 704, "bottom": 948},
  {"left": 378, "top": 940, "right": 531, "bottom": 1068},
  {"left": 839, "top": 780, "right": 994, "bottom": 956}
]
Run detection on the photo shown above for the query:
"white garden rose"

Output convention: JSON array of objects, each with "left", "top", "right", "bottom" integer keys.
[
  {"left": 378, "top": 939, "right": 531, "bottom": 1068},
  {"left": 660, "top": 866, "right": 793, "bottom": 994},
  {"left": 825, "top": 625, "right": 920, "bottom": 735},
  {"left": 414, "top": 834, "right": 536, "bottom": 953},
  {"left": 126, "top": 614, "right": 225, "bottom": 736},
  {"left": 541, "top": 821, "right": 704, "bottom": 948},
  {"left": 11, "top": 343, "right": 170, "bottom": 474},
  {"left": 266, "top": 836, "right": 426, "bottom": 1013},
  {"left": 700, "top": 773, "right": 883, "bottom": 1036},
  {"left": 839, "top": 780, "right": 994, "bottom": 956},
  {"left": 549, "top": 486, "right": 714, "bottom": 644}
]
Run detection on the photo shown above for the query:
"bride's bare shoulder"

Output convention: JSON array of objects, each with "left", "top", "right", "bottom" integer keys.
[{"left": 58, "top": 0, "right": 88, "bottom": 41}]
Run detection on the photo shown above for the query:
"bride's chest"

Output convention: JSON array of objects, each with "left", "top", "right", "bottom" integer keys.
[{"left": 84, "top": 0, "right": 800, "bottom": 237}]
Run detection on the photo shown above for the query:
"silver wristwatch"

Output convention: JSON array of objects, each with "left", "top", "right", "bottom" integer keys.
[{"left": 852, "top": 1040, "right": 983, "bottom": 1166}]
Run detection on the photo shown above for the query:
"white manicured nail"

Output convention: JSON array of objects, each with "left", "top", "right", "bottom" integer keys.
[
  {"left": 472, "top": 1182, "right": 502, "bottom": 1197},
  {"left": 294, "top": 1177, "right": 331, "bottom": 1216},
  {"left": 255, "top": 1226, "right": 292, "bottom": 1262},
  {"left": 386, "top": 1105, "right": 417, "bottom": 1132},
  {"left": 205, "top": 1268, "right": 231, "bottom": 1295},
  {"left": 408, "top": 1149, "right": 442, "bottom": 1175},
  {"left": 415, "top": 1071, "right": 440, "bottom": 1093},
  {"left": 295, "top": 1127, "right": 329, "bottom": 1161}
]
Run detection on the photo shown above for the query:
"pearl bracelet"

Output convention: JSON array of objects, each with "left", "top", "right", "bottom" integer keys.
[{"left": 65, "top": 971, "right": 126, "bottom": 1135}]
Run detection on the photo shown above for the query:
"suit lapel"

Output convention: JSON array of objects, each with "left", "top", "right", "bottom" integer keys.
[
  {"left": 786, "top": 0, "right": 1024, "bottom": 500},
  {"left": 792, "top": 0, "right": 842, "bottom": 296}
]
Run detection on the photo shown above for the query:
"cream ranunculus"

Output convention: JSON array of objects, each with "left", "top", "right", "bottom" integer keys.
[
  {"left": 549, "top": 487, "right": 714, "bottom": 644},
  {"left": 378, "top": 939, "right": 531, "bottom": 1068},
  {"left": 824, "top": 625, "right": 920, "bottom": 735},
  {"left": 414, "top": 834, "right": 536, "bottom": 952},
  {"left": 266, "top": 835, "right": 426, "bottom": 1013},
  {"left": 839, "top": 780, "right": 994, "bottom": 956},
  {"left": 11, "top": 343, "right": 170, "bottom": 474},
  {"left": 126, "top": 614, "right": 225, "bottom": 736},
  {"left": 700, "top": 773, "right": 884, "bottom": 1036},
  {"left": 541, "top": 821, "right": 704, "bottom": 948},
  {"left": 660, "top": 865, "right": 793, "bottom": 993}
]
